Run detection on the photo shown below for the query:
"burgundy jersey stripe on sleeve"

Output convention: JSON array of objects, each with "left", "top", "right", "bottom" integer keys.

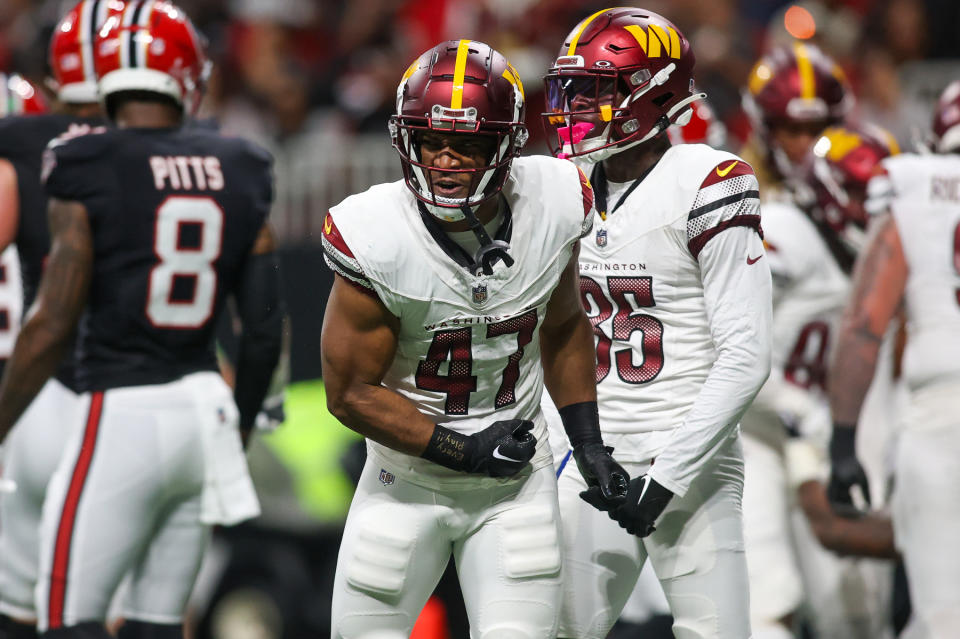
[
  {"left": 686, "top": 158, "right": 762, "bottom": 257},
  {"left": 699, "top": 159, "right": 755, "bottom": 189},
  {"left": 321, "top": 212, "right": 355, "bottom": 258}
]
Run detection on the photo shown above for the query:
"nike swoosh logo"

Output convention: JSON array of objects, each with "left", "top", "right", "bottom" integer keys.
[
  {"left": 636, "top": 475, "right": 651, "bottom": 505},
  {"left": 323, "top": 215, "right": 333, "bottom": 235},
  {"left": 492, "top": 445, "right": 524, "bottom": 463},
  {"left": 716, "top": 161, "right": 738, "bottom": 178},
  {"left": 746, "top": 254, "right": 762, "bottom": 265}
]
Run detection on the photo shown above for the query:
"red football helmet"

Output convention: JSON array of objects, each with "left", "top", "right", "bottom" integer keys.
[
  {"left": 49, "top": 0, "right": 120, "bottom": 104},
  {"left": 0, "top": 73, "right": 48, "bottom": 116},
  {"left": 667, "top": 96, "right": 727, "bottom": 147},
  {"left": 932, "top": 80, "right": 960, "bottom": 154},
  {"left": 94, "top": 0, "right": 209, "bottom": 116},
  {"left": 390, "top": 39, "right": 528, "bottom": 222},
  {"left": 542, "top": 7, "right": 702, "bottom": 161},
  {"left": 801, "top": 123, "right": 899, "bottom": 260},
  {"left": 743, "top": 42, "right": 853, "bottom": 177}
]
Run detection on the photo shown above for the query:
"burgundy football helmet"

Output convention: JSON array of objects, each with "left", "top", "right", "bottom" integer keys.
[
  {"left": 390, "top": 39, "right": 528, "bottom": 223},
  {"left": 932, "top": 80, "right": 960, "bottom": 154},
  {"left": 743, "top": 42, "right": 853, "bottom": 178},
  {"left": 95, "top": 0, "right": 210, "bottom": 116},
  {"left": 542, "top": 7, "right": 702, "bottom": 161},
  {"left": 49, "top": 0, "right": 119, "bottom": 104},
  {"left": 0, "top": 73, "right": 48, "bottom": 116},
  {"left": 800, "top": 123, "right": 899, "bottom": 262}
]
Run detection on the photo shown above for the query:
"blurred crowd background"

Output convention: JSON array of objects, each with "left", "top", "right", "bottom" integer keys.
[{"left": 2, "top": 1, "right": 958, "bottom": 637}]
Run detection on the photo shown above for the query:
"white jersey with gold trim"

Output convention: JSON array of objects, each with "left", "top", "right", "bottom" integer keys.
[
  {"left": 323, "top": 155, "right": 592, "bottom": 483},
  {"left": 876, "top": 153, "right": 960, "bottom": 390},
  {"left": 563, "top": 143, "right": 772, "bottom": 495}
]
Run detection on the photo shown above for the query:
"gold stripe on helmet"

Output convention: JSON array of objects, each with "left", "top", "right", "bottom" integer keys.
[
  {"left": 567, "top": 7, "right": 615, "bottom": 56},
  {"left": 451, "top": 39, "right": 470, "bottom": 109},
  {"left": 502, "top": 62, "right": 524, "bottom": 99},
  {"left": 793, "top": 41, "right": 815, "bottom": 100}
]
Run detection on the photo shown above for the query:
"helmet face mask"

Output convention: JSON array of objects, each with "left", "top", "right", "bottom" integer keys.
[
  {"left": 743, "top": 42, "right": 853, "bottom": 179},
  {"left": 800, "top": 124, "right": 899, "bottom": 257},
  {"left": 541, "top": 8, "right": 700, "bottom": 162},
  {"left": 390, "top": 40, "right": 528, "bottom": 223},
  {"left": 932, "top": 80, "right": 960, "bottom": 154}
]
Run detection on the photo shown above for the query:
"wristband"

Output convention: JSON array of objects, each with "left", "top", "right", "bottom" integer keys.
[
  {"left": 558, "top": 401, "right": 603, "bottom": 449},
  {"left": 829, "top": 422, "right": 857, "bottom": 460},
  {"left": 421, "top": 424, "right": 474, "bottom": 472}
]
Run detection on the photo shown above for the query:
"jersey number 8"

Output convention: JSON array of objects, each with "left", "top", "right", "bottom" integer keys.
[{"left": 146, "top": 196, "right": 223, "bottom": 329}]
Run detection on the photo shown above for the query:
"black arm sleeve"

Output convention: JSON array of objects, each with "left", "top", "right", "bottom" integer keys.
[{"left": 234, "top": 251, "right": 285, "bottom": 433}]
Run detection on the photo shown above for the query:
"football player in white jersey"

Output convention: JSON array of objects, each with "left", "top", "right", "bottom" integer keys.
[
  {"left": 829, "top": 80, "right": 960, "bottom": 639},
  {"left": 321, "top": 40, "right": 627, "bottom": 639},
  {"left": 540, "top": 8, "right": 772, "bottom": 638},
  {"left": 741, "top": 42, "right": 853, "bottom": 203},
  {"left": 748, "top": 123, "right": 901, "bottom": 639}
]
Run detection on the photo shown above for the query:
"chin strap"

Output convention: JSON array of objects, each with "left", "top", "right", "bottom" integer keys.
[{"left": 462, "top": 204, "right": 514, "bottom": 276}]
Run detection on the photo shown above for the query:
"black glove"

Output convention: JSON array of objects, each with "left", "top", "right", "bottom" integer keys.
[
  {"left": 827, "top": 424, "right": 871, "bottom": 513},
  {"left": 422, "top": 420, "right": 537, "bottom": 478},
  {"left": 574, "top": 443, "right": 628, "bottom": 511},
  {"left": 611, "top": 474, "right": 673, "bottom": 537}
]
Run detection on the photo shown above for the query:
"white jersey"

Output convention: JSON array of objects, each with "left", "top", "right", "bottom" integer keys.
[
  {"left": 571, "top": 144, "right": 772, "bottom": 495},
  {"left": 0, "top": 245, "right": 21, "bottom": 359},
  {"left": 878, "top": 153, "right": 960, "bottom": 390},
  {"left": 323, "top": 155, "right": 592, "bottom": 483},
  {"left": 742, "top": 201, "right": 850, "bottom": 444}
]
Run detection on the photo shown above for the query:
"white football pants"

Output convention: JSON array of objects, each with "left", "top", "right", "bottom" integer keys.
[
  {"left": 557, "top": 433, "right": 751, "bottom": 639},
  {"left": 331, "top": 458, "right": 562, "bottom": 639}
]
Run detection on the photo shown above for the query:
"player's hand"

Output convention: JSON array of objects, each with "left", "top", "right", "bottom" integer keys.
[
  {"left": 574, "top": 444, "right": 628, "bottom": 511},
  {"left": 469, "top": 419, "right": 537, "bottom": 478},
  {"left": 610, "top": 474, "right": 673, "bottom": 537},
  {"left": 827, "top": 425, "right": 871, "bottom": 515}
]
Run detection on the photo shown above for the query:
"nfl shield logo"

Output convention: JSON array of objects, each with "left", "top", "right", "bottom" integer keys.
[
  {"left": 596, "top": 229, "right": 608, "bottom": 247},
  {"left": 472, "top": 283, "right": 488, "bottom": 305},
  {"left": 378, "top": 469, "right": 395, "bottom": 486}
]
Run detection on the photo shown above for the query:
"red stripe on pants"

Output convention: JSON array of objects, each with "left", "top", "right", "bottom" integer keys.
[{"left": 47, "top": 391, "right": 104, "bottom": 629}]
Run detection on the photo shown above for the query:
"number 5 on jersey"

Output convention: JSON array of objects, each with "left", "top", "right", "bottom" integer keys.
[
  {"left": 147, "top": 196, "right": 223, "bottom": 328},
  {"left": 581, "top": 275, "right": 664, "bottom": 384}
]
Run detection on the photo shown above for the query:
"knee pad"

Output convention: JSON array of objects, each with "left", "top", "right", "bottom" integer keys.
[
  {"left": 115, "top": 621, "right": 181, "bottom": 639},
  {"left": 40, "top": 622, "right": 112, "bottom": 639},
  {"left": 0, "top": 614, "right": 38, "bottom": 639}
]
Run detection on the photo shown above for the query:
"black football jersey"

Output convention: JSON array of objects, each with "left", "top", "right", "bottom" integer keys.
[
  {"left": 0, "top": 114, "right": 103, "bottom": 390},
  {"left": 43, "top": 126, "right": 273, "bottom": 391}
]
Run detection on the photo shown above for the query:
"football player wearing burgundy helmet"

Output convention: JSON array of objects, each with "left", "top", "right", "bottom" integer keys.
[
  {"left": 322, "top": 39, "right": 626, "bottom": 638},
  {"left": 829, "top": 82, "right": 960, "bottom": 639},
  {"left": 540, "top": 8, "right": 772, "bottom": 639},
  {"left": 740, "top": 123, "right": 900, "bottom": 639},
  {"left": 0, "top": 2, "right": 283, "bottom": 637},
  {"left": 0, "top": 4, "right": 109, "bottom": 635},
  {"left": 741, "top": 42, "right": 853, "bottom": 201}
]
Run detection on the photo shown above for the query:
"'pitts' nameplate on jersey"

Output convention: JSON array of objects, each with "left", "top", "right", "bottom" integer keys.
[
  {"left": 43, "top": 126, "right": 273, "bottom": 391},
  {"left": 578, "top": 144, "right": 762, "bottom": 456},
  {"left": 323, "top": 155, "right": 592, "bottom": 480}
]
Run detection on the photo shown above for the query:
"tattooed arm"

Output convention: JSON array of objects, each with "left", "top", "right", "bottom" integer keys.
[
  {"left": 0, "top": 198, "right": 92, "bottom": 442},
  {"left": 826, "top": 214, "right": 907, "bottom": 509},
  {"left": 829, "top": 213, "right": 908, "bottom": 425}
]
